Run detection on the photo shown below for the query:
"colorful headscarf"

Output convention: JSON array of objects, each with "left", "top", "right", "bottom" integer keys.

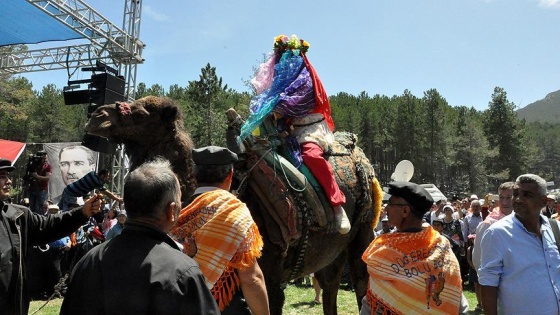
[{"left": 238, "top": 34, "right": 335, "bottom": 142}]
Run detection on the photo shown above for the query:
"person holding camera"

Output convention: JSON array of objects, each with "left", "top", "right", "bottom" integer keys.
[{"left": 28, "top": 151, "right": 52, "bottom": 215}]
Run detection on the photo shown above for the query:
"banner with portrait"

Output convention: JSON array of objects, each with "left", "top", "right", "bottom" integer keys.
[{"left": 43, "top": 143, "right": 99, "bottom": 204}]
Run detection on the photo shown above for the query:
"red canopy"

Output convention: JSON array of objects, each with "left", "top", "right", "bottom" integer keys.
[{"left": 0, "top": 139, "right": 26, "bottom": 163}]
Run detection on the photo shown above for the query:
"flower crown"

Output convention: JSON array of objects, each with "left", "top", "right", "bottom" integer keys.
[{"left": 273, "top": 34, "right": 310, "bottom": 54}]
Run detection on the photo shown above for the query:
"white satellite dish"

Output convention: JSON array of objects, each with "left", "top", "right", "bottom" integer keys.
[{"left": 391, "top": 160, "right": 414, "bottom": 182}]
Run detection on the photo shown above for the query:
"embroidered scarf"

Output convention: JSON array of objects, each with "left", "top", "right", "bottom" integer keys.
[
  {"left": 169, "top": 189, "right": 263, "bottom": 311},
  {"left": 362, "top": 227, "right": 462, "bottom": 315}
]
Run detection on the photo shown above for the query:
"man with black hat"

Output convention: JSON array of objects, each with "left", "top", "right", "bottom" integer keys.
[
  {"left": 169, "top": 146, "right": 269, "bottom": 315},
  {"left": 360, "top": 181, "right": 462, "bottom": 314},
  {"left": 0, "top": 158, "right": 103, "bottom": 315}
]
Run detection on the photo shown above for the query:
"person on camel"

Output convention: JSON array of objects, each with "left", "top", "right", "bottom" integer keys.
[{"left": 238, "top": 34, "right": 350, "bottom": 234}]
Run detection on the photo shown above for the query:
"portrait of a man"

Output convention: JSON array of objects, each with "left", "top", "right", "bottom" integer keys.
[
  {"left": 59, "top": 145, "right": 96, "bottom": 186},
  {"left": 44, "top": 143, "right": 99, "bottom": 204}
]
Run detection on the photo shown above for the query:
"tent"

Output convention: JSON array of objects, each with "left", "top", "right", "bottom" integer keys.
[
  {"left": 0, "top": 139, "right": 26, "bottom": 164},
  {"left": 419, "top": 183, "right": 447, "bottom": 202}
]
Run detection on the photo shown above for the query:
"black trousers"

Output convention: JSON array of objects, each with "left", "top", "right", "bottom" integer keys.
[{"left": 221, "top": 290, "right": 251, "bottom": 315}]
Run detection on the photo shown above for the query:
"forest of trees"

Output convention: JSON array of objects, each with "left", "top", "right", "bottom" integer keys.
[{"left": 2, "top": 62, "right": 560, "bottom": 198}]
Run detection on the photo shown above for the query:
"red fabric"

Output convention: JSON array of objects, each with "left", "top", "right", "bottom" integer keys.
[
  {"left": 301, "top": 142, "right": 345, "bottom": 206},
  {"left": 302, "top": 54, "right": 335, "bottom": 131},
  {"left": 29, "top": 162, "right": 52, "bottom": 191},
  {"left": 0, "top": 139, "right": 26, "bottom": 163}
]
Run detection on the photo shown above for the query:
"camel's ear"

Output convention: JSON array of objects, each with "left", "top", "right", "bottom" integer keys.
[{"left": 161, "top": 105, "right": 178, "bottom": 122}]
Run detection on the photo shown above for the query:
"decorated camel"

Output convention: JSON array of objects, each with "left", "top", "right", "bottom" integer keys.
[{"left": 85, "top": 96, "right": 382, "bottom": 315}]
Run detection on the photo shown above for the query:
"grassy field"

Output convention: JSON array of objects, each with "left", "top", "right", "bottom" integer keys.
[{"left": 29, "top": 283, "right": 481, "bottom": 314}]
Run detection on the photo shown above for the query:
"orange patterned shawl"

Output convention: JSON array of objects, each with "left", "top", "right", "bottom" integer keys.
[
  {"left": 362, "top": 227, "right": 462, "bottom": 315},
  {"left": 169, "top": 189, "right": 263, "bottom": 311}
]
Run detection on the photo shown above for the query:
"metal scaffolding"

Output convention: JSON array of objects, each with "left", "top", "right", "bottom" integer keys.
[{"left": 0, "top": 0, "right": 144, "bottom": 195}]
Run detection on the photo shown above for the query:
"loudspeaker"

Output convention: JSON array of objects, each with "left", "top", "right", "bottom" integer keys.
[
  {"left": 64, "top": 73, "right": 126, "bottom": 106},
  {"left": 90, "top": 73, "right": 126, "bottom": 105},
  {"left": 63, "top": 90, "right": 91, "bottom": 105},
  {"left": 81, "top": 134, "right": 118, "bottom": 154}
]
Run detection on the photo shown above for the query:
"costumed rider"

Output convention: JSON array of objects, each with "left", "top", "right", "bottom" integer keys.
[
  {"left": 238, "top": 34, "right": 350, "bottom": 235},
  {"left": 360, "top": 181, "right": 463, "bottom": 315},
  {"left": 169, "top": 146, "right": 270, "bottom": 315}
]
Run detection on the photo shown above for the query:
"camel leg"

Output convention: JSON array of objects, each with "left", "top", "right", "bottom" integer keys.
[
  {"left": 315, "top": 249, "right": 348, "bottom": 315},
  {"left": 255, "top": 238, "right": 286, "bottom": 315},
  {"left": 257, "top": 237, "right": 286, "bottom": 315},
  {"left": 265, "top": 281, "right": 286, "bottom": 315},
  {"left": 348, "top": 221, "right": 375, "bottom": 311}
]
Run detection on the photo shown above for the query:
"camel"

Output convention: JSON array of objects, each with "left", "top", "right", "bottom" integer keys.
[
  {"left": 85, "top": 96, "right": 382, "bottom": 315},
  {"left": 85, "top": 96, "right": 196, "bottom": 200}
]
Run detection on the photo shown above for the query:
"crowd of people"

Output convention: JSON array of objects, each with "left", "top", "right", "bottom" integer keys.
[
  {"left": 4, "top": 148, "right": 560, "bottom": 314},
  {"left": 3, "top": 34, "right": 560, "bottom": 315}
]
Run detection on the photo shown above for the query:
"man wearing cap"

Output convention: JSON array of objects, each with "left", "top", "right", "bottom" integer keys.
[
  {"left": 360, "top": 181, "right": 462, "bottom": 314},
  {"left": 0, "top": 158, "right": 102, "bottom": 315},
  {"left": 479, "top": 174, "right": 560, "bottom": 315},
  {"left": 170, "top": 146, "right": 269, "bottom": 315},
  {"left": 543, "top": 193, "right": 557, "bottom": 218}
]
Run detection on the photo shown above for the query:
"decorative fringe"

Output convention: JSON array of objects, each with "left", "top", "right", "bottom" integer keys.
[
  {"left": 212, "top": 224, "right": 264, "bottom": 311},
  {"left": 367, "top": 289, "right": 401, "bottom": 315},
  {"left": 211, "top": 266, "right": 240, "bottom": 311},
  {"left": 371, "top": 177, "right": 383, "bottom": 229},
  {"left": 230, "top": 224, "right": 264, "bottom": 269}
]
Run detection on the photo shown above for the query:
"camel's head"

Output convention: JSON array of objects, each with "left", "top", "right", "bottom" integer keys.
[{"left": 85, "top": 96, "right": 184, "bottom": 143}]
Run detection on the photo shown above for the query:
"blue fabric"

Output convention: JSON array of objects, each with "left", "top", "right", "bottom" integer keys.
[
  {"left": 462, "top": 212, "right": 483, "bottom": 241},
  {"left": 64, "top": 171, "right": 105, "bottom": 198},
  {"left": 275, "top": 67, "right": 316, "bottom": 118},
  {"left": 29, "top": 190, "right": 47, "bottom": 215},
  {"left": 49, "top": 236, "right": 70, "bottom": 249},
  {"left": 478, "top": 214, "right": 560, "bottom": 314},
  {"left": 238, "top": 51, "right": 304, "bottom": 142},
  {"left": 1, "top": 0, "right": 84, "bottom": 45},
  {"left": 105, "top": 223, "right": 124, "bottom": 241}
]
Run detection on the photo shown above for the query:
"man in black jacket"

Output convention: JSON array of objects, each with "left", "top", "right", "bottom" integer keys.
[
  {"left": 0, "top": 158, "right": 102, "bottom": 315},
  {"left": 61, "top": 158, "right": 219, "bottom": 315}
]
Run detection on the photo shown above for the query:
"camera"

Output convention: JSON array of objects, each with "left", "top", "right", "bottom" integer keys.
[{"left": 23, "top": 151, "right": 46, "bottom": 183}]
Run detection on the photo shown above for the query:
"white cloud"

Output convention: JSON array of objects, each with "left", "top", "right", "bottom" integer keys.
[
  {"left": 539, "top": 0, "right": 560, "bottom": 9},
  {"left": 143, "top": 5, "right": 170, "bottom": 22}
]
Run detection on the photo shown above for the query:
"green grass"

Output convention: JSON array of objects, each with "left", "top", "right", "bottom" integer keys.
[
  {"left": 29, "top": 284, "right": 480, "bottom": 314},
  {"left": 28, "top": 298, "right": 62, "bottom": 315}
]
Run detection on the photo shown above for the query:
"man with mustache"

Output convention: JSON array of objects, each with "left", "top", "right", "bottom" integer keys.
[
  {"left": 479, "top": 174, "right": 560, "bottom": 315},
  {"left": 0, "top": 158, "right": 102, "bottom": 315}
]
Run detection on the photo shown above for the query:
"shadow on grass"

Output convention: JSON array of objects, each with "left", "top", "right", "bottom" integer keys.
[{"left": 288, "top": 301, "right": 322, "bottom": 308}]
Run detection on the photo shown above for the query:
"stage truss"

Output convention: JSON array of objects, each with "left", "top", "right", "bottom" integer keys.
[{"left": 0, "top": 0, "right": 144, "bottom": 195}]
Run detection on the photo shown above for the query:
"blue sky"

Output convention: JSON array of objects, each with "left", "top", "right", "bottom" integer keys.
[{"left": 20, "top": 0, "right": 560, "bottom": 111}]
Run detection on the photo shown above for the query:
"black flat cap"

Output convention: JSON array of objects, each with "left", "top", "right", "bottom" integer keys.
[
  {"left": 0, "top": 159, "right": 15, "bottom": 172},
  {"left": 192, "top": 146, "right": 238, "bottom": 165},
  {"left": 388, "top": 181, "right": 434, "bottom": 215}
]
